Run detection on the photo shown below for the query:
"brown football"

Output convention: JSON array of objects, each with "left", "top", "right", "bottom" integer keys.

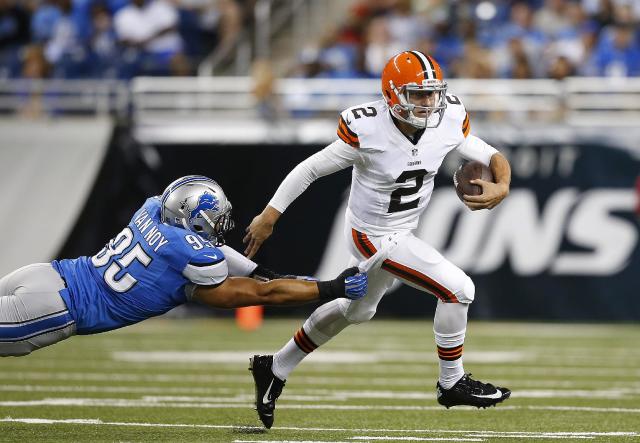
[{"left": 453, "top": 161, "right": 494, "bottom": 200}]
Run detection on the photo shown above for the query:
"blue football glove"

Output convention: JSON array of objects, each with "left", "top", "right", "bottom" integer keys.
[
  {"left": 317, "top": 267, "right": 368, "bottom": 301},
  {"left": 344, "top": 272, "right": 368, "bottom": 300}
]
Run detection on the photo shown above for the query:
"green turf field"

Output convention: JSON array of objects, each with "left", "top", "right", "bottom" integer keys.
[{"left": 1, "top": 318, "right": 639, "bottom": 442}]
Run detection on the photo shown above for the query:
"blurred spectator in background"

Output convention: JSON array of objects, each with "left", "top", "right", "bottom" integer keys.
[
  {"left": 543, "top": 2, "right": 597, "bottom": 78},
  {"left": 2, "top": 0, "right": 640, "bottom": 81},
  {"left": 31, "top": 0, "right": 61, "bottom": 43},
  {"left": 19, "top": 44, "right": 50, "bottom": 117},
  {"left": 89, "top": 2, "right": 118, "bottom": 77},
  {"left": 533, "top": 0, "right": 572, "bottom": 38},
  {"left": 492, "top": 2, "right": 546, "bottom": 78},
  {"left": 591, "top": 22, "right": 640, "bottom": 76},
  {"left": 44, "top": 0, "right": 89, "bottom": 78},
  {"left": 176, "top": 0, "right": 242, "bottom": 66},
  {"left": 251, "top": 58, "right": 286, "bottom": 122},
  {"left": 363, "top": 16, "right": 404, "bottom": 77},
  {"left": 0, "top": 0, "right": 30, "bottom": 77},
  {"left": 114, "top": 0, "right": 188, "bottom": 76}
]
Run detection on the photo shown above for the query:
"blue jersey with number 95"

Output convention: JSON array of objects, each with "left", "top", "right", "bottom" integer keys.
[{"left": 52, "top": 197, "right": 228, "bottom": 334}]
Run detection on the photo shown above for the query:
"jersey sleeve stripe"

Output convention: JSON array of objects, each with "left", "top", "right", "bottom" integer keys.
[
  {"left": 188, "top": 257, "right": 225, "bottom": 267},
  {"left": 338, "top": 119, "right": 360, "bottom": 148},
  {"left": 338, "top": 123, "right": 357, "bottom": 143},
  {"left": 340, "top": 116, "right": 358, "bottom": 139},
  {"left": 462, "top": 113, "right": 470, "bottom": 137}
]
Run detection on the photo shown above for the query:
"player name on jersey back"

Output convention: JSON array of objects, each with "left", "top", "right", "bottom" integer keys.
[{"left": 132, "top": 208, "right": 170, "bottom": 253}]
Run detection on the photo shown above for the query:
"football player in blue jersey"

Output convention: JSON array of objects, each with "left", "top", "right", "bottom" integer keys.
[{"left": 0, "top": 175, "right": 368, "bottom": 357}]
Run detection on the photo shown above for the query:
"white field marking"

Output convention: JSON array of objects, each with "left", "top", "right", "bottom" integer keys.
[
  {"left": 3, "top": 398, "right": 640, "bottom": 414},
  {"left": 140, "top": 385, "right": 640, "bottom": 402},
  {"left": 1, "top": 385, "right": 638, "bottom": 402},
  {"left": 0, "top": 371, "right": 430, "bottom": 387},
  {"left": 351, "top": 438, "right": 484, "bottom": 442},
  {"left": 4, "top": 382, "right": 640, "bottom": 399},
  {"left": 0, "top": 372, "right": 482, "bottom": 388},
  {"left": 0, "top": 385, "right": 245, "bottom": 395},
  {"left": 2, "top": 418, "right": 638, "bottom": 440},
  {"left": 233, "top": 441, "right": 354, "bottom": 443},
  {"left": 513, "top": 388, "right": 640, "bottom": 399},
  {"left": 112, "top": 350, "right": 527, "bottom": 364}
]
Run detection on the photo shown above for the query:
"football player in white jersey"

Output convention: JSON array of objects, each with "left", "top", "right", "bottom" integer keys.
[{"left": 244, "top": 50, "right": 513, "bottom": 428}]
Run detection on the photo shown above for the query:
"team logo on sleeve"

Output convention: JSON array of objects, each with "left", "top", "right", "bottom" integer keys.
[{"left": 188, "top": 192, "right": 219, "bottom": 222}]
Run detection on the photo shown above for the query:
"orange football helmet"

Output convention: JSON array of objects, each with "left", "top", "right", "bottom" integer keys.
[{"left": 381, "top": 50, "right": 448, "bottom": 129}]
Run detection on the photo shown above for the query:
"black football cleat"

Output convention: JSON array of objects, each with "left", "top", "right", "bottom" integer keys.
[
  {"left": 436, "top": 373, "right": 511, "bottom": 409},
  {"left": 249, "top": 355, "right": 285, "bottom": 429}
]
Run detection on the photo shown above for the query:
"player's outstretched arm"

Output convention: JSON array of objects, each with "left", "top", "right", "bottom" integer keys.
[
  {"left": 192, "top": 267, "right": 367, "bottom": 308},
  {"left": 243, "top": 140, "right": 358, "bottom": 258},
  {"left": 465, "top": 153, "right": 511, "bottom": 210}
]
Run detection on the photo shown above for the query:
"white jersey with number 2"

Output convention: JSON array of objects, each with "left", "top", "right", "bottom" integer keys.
[{"left": 269, "top": 96, "right": 498, "bottom": 236}]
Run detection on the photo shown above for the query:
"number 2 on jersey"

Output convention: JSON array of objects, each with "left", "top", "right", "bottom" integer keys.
[
  {"left": 91, "top": 227, "right": 152, "bottom": 292},
  {"left": 388, "top": 169, "right": 428, "bottom": 213}
]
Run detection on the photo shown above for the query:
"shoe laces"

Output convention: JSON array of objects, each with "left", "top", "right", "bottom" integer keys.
[{"left": 463, "top": 373, "right": 497, "bottom": 394}]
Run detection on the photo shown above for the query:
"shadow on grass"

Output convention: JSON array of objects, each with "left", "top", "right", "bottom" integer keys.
[{"left": 232, "top": 425, "right": 267, "bottom": 435}]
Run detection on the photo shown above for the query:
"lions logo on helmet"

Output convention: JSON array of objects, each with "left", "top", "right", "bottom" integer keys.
[
  {"left": 188, "top": 192, "right": 220, "bottom": 223},
  {"left": 161, "top": 175, "right": 234, "bottom": 245}
]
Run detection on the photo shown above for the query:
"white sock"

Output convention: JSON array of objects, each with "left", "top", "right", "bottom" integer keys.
[
  {"left": 433, "top": 301, "right": 469, "bottom": 389},
  {"left": 272, "top": 338, "right": 306, "bottom": 381},
  {"left": 271, "top": 299, "right": 351, "bottom": 380}
]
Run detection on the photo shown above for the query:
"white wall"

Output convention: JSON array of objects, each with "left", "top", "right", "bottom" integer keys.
[{"left": 0, "top": 117, "right": 112, "bottom": 275}]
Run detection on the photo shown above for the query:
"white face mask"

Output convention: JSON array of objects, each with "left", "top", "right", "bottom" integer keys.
[{"left": 389, "top": 81, "right": 448, "bottom": 129}]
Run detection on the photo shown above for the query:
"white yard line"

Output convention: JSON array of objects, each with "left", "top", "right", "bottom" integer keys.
[
  {"left": 2, "top": 386, "right": 637, "bottom": 402},
  {"left": 232, "top": 441, "right": 354, "bottom": 443},
  {"left": 3, "top": 368, "right": 640, "bottom": 386},
  {"left": 1, "top": 418, "right": 637, "bottom": 440},
  {"left": 2, "top": 382, "right": 640, "bottom": 396},
  {"left": 2, "top": 398, "right": 640, "bottom": 414},
  {"left": 112, "top": 351, "right": 527, "bottom": 364},
  {"left": 351, "top": 438, "right": 485, "bottom": 442}
]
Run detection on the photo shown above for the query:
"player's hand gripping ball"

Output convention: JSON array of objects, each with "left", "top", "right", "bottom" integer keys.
[{"left": 453, "top": 161, "right": 494, "bottom": 201}]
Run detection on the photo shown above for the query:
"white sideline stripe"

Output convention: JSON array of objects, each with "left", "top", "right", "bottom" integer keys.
[
  {"left": 2, "top": 398, "right": 640, "bottom": 414},
  {"left": 112, "top": 350, "right": 526, "bottom": 364},
  {"left": 1, "top": 418, "right": 637, "bottom": 439}
]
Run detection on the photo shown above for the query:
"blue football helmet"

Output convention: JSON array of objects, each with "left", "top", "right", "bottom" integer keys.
[{"left": 160, "top": 175, "right": 234, "bottom": 245}]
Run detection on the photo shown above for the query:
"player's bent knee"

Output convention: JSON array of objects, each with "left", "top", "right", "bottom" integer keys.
[
  {"left": 344, "top": 306, "right": 376, "bottom": 325},
  {"left": 456, "top": 276, "right": 475, "bottom": 303},
  {"left": 456, "top": 275, "right": 476, "bottom": 303},
  {"left": 344, "top": 307, "right": 377, "bottom": 324}
]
